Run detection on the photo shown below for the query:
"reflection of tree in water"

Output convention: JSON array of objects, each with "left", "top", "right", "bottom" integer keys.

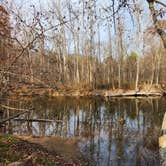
[{"left": 3, "top": 97, "right": 166, "bottom": 165}]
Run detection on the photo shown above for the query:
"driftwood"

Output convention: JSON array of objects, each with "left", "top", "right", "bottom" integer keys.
[{"left": 13, "top": 118, "right": 63, "bottom": 123}]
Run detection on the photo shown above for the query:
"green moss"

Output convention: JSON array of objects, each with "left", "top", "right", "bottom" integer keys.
[
  {"left": 0, "top": 134, "right": 15, "bottom": 139},
  {"left": 0, "top": 134, "right": 17, "bottom": 148}
]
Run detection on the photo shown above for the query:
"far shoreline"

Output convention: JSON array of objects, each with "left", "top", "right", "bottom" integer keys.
[{"left": 4, "top": 84, "right": 166, "bottom": 99}]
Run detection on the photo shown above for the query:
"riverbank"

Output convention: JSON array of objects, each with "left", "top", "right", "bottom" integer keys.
[
  {"left": 0, "top": 134, "right": 91, "bottom": 166},
  {"left": 6, "top": 84, "right": 166, "bottom": 98}
]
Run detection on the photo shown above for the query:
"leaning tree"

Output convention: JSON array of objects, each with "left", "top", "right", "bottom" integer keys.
[{"left": 147, "top": 0, "right": 166, "bottom": 48}]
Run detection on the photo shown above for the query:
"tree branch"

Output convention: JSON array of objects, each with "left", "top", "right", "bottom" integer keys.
[
  {"left": 155, "top": 0, "right": 166, "bottom": 8},
  {"left": 0, "top": 104, "right": 34, "bottom": 111},
  {"left": 147, "top": 0, "right": 166, "bottom": 48}
]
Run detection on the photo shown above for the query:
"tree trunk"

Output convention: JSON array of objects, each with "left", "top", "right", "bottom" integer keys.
[{"left": 147, "top": 1, "right": 166, "bottom": 49}]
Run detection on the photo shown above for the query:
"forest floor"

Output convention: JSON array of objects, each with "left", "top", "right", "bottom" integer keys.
[{"left": 0, "top": 134, "right": 91, "bottom": 166}]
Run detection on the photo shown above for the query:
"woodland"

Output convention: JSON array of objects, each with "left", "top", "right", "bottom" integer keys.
[
  {"left": 0, "top": 0, "right": 166, "bottom": 97},
  {"left": 0, "top": 1, "right": 166, "bottom": 165}
]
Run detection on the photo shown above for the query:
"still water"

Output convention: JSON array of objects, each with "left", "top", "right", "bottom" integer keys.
[{"left": 1, "top": 97, "right": 165, "bottom": 166}]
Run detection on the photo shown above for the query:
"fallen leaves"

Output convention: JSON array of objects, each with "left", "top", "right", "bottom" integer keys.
[{"left": 0, "top": 135, "right": 92, "bottom": 166}]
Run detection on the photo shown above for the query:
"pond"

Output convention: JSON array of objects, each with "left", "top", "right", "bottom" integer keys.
[{"left": 1, "top": 97, "right": 165, "bottom": 166}]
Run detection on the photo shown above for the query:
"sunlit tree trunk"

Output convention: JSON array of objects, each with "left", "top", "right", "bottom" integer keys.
[
  {"left": 147, "top": 0, "right": 166, "bottom": 49},
  {"left": 135, "top": 1, "right": 143, "bottom": 91}
]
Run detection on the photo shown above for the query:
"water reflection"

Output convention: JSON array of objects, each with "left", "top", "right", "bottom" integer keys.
[{"left": 1, "top": 97, "right": 166, "bottom": 166}]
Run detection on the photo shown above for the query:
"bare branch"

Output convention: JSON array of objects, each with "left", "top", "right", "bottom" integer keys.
[{"left": 155, "top": 0, "right": 166, "bottom": 8}]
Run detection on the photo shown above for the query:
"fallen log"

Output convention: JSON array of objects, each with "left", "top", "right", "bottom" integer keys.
[
  {"left": 104, "top": 91, "right": 163, "bottom": 97},
  {"left": 0, "top": 109, "right": 32, "bottom": 124}
]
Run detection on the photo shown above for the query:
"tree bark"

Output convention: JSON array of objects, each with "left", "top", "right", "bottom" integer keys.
[{"left": 147, "top": 0, "right": 166, "bottom": 49}]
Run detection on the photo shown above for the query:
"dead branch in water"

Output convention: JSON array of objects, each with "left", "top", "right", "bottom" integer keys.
[
  {"left": 0, "top": 108, "right": 33, "bottom": 124},
  {"left": 0, "top": 104, "right": 33, "bottom": 111}
]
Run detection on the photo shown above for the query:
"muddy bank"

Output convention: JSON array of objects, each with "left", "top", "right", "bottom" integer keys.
[
  {"left": 0, "top": 134, "right": 91, "bottom": 166},
  {"left": 7, "top": 84, "right": 166, "bottom": 98}
]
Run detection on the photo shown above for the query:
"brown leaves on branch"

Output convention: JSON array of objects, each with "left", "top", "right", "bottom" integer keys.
[
  {"left": 0, "top": 5, "right": 11, "bottom": 37},
  {"left": 146, "top": 20, "right": 166, "bottom": 35},
  {"left": 0, "top": 5, "right": 12, "bottom": 64}
]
